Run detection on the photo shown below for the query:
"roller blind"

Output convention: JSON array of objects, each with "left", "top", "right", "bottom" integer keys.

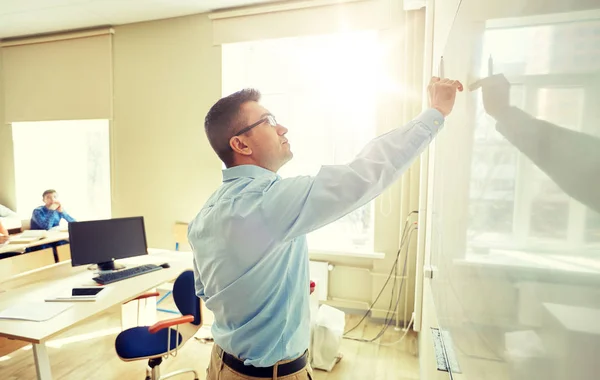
[
  {"left": 210, "top": 0, "right": 391, "bottom": 45},
  {"left": 2, "top": 29, "right": 113, "bottom": 123}
]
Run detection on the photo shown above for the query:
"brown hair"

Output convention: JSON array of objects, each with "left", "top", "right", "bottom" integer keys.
[
  {"left": 204, "top": 89, "right": 261, "bottom": 166},
  {"left": 42, "top": 189, "right": 57, "bottom": 198}
]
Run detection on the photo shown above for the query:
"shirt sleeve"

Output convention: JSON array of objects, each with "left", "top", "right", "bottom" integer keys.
[
  {"left": 260, "top": 108, "right": 445, "bottom": 241},
  {"left": 190, "top": 235, "right": 208, "bottom": 302},
  {"left": 496, "top": 106, "right": 600, "bottom": 213},
  {"left": 31, "top": 208, "right": 56, "bottom": 230},
  {"left": 60, "top": 212, "right": 76, "bottom": 223}
]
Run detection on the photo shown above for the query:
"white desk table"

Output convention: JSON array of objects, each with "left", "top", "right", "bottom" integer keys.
[{"left": 0, "top": 249, "right": 193, "bottom": 380}]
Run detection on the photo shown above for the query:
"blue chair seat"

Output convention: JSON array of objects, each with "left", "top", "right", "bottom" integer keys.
[{"left": 115, "top": 326, "right": 183, "bottom": 360}]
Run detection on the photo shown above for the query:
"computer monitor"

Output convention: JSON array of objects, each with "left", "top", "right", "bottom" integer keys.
[{"left": 69, "top": 216, "right": 148, "bottom": 271}]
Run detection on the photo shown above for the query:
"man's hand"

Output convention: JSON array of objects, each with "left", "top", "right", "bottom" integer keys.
[
  {"left": 428, "top": 77, "right": 464, "bottom": 117},
  {"left": 0, "top": 235, "right": 8, "bottom": 244},
  {"left": 55, "top": 202, "right": 63, "bottom": 213},
  {"left": 469, "top": 74, "right": 511, "bottom": 120}
]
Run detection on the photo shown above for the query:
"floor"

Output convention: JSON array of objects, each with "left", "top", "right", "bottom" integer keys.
[{"left": 0, "top": 300, "right": 419, "bottom": 380}]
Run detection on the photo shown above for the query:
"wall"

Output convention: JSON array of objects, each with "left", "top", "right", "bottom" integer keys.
[
  {"left": 111, "top": 14, "right": 222, "bottom": 249},
  {"left": 0, "top": 47, "right": 17, "bottom": 210}
]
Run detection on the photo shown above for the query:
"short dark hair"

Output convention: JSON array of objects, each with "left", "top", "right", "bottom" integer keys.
[
  {"left": 42, "top": 189, "right": 56, "bottom": 197},
  {"left": 204, "top": 89, "right": 261, "bottom": 166}
]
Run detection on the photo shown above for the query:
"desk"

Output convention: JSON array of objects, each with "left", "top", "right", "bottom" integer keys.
[
  {"left": 0, "top": 249, "right": 193, "bottom": 380},
  {"left": 0, "top": 232, "right": 69, "bottom": 255}
]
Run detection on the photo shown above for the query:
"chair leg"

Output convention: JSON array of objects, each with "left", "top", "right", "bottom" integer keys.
[
  {"left": 158, "top": 368, "right": 199, "bottom": 380},
  {"left": 148, "top": 357, "right": 162, "bottom": 380},
  {"left": 156, "top": 291, "right": 172, "bottom": 305},
  {"left": 157, "top": 307, "right": 181, "bottom": 315},
  {"left": 157, "top": 290, "right": 180, "bottom": 315}
]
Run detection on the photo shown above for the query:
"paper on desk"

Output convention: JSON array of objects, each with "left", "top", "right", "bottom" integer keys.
[{"left": 0, "top": 302, "right": 72, "bottom": 322}]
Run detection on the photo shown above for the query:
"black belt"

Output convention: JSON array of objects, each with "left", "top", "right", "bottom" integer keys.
[{"left": 219, "top": 347, "right": 308, "bottom": 378}]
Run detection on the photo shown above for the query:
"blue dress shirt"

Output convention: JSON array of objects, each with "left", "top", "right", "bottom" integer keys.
[
  {"left": 30, "top": 206, "right": 76, "bottom": 230},
  {"left": 188, "top": 108, "right": 445, "bottom": 367}
]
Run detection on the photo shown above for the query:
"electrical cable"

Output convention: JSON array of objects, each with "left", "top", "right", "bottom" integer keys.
[
  {"left": 346, "top": 228, "right": 416, "bottom": 343},
  {"left": 343, "top": 212, "right": 418, "bottom": 340},
  {"left": 343, "top": 212, "right": 417, "bottom": 336},
  {"left": 344, "top": 210, "right": 419, "bottom": 335}
]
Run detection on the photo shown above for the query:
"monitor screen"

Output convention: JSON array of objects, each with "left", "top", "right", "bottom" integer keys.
[{"left": 69, "top": 216, "right": 148, "bottom": 268}]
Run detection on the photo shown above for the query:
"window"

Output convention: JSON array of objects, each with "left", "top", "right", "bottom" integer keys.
[
  {"left": 222, "top": 31, "right": 381, "bottom": 253},
  {"left": 467, "top": 19, "right": 600, "bottom": 251},
  {"left": 12, "top": 120, "right": 111, "bottom": 222}
]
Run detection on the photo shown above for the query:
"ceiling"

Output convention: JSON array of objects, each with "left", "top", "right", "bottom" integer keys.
[{"left": 0, "top": 0, "right": 282, "bottom": 39}]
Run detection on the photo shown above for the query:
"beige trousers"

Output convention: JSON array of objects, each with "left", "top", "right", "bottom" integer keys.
[{"left": 206, "top": 345, "right": 313, "bottom": 380}]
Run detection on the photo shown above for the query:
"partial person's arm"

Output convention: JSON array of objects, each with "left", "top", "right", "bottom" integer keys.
[
  {"left": 60, "top": 211, "right": 76, "bottom": 223},
  {"left": 496, "top": 107, "right": 600, "bottom": 213},
  {"left": 472, "top": 74, "right": 600, "bottom": 213},
  {"left": 31, "top": 208, "right": 57, "bottom": 230},
  {"left": 262, "top": 109, "right": 444, "bottom": 241},
  {"left": 0, "top": 221, "right": 9, "bottom": 244}
]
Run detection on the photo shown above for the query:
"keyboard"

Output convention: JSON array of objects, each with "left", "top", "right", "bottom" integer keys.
[{"left": 92, "top": 264, "right": 162, "bottom": 285}]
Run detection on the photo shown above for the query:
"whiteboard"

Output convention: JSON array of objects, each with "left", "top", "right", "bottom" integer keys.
[{"left": 427, "top": 0, "right": 600, "bottom": 379}]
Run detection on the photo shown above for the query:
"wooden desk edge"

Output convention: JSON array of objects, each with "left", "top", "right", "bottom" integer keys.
[{"left": 0, "top": 332, "right": 41, "bottom": 344}]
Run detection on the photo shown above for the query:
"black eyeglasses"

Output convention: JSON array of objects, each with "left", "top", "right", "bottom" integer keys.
[{"left": 234, "top": 114, "right": 277, "bottom": 136}]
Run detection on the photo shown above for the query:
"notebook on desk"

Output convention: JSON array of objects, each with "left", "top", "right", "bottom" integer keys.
[{"left": 9, "top": 230, "right": 48, "bottom": 244}]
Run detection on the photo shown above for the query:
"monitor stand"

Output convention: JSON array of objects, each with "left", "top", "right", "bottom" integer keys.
[{"left": 97, "top": 260, "right": 125, "bottom": 271}]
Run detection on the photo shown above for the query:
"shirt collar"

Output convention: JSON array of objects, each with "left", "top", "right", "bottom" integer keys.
[{"left": 222, "top": 165, "right": 279, "bottom": 182}]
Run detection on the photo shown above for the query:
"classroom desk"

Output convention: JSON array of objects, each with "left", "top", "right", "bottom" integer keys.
[
  {"left": 0, "top": 231, "right": 69, "bottom": 255},
  {"left": 0, "top": 249, "right": 193, "bottom": 380}
]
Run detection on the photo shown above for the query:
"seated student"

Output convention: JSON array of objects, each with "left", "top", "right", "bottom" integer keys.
[{"left": 30, "top": 189, "right": 76, "bottom": 230}]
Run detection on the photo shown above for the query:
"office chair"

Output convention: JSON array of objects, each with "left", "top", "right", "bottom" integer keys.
[{"left": 115, "top": 270, "right": 202, "bottom": 380}]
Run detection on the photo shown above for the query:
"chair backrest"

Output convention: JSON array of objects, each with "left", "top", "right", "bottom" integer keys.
[
  {"left": 20, "top": 219, "right": 31, "bottom": 231},
  {"left": 173, "top": 270, "right": 201, "bottom": 326}
]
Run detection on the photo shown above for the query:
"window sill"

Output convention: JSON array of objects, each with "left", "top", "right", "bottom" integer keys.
[{"left": 309, "top": 249, "right": 385, "bottom": 260}]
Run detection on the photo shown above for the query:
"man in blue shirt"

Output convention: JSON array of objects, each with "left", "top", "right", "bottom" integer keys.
[
  {"left": 30, "top": 189, "right": 76, "bottom": 230},
  {"left": 189, "top": 77, "right": 463, "bottom": 379}
]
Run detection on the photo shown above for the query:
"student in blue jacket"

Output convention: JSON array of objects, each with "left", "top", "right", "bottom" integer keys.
[{"left": 30, "top": 189, "right": 76, "bottom": 230}]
